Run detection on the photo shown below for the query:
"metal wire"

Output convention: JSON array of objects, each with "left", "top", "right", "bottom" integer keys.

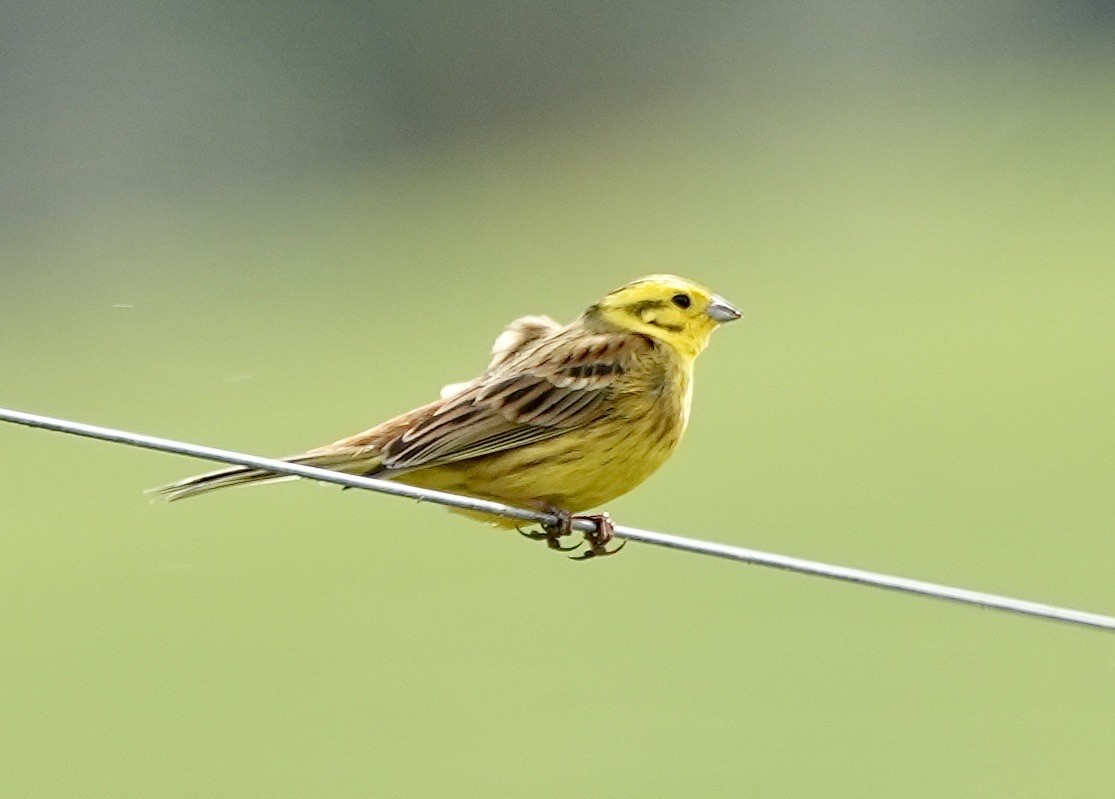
[{"left": 2, "top": 405, "right": 1113, "bottom": 633}]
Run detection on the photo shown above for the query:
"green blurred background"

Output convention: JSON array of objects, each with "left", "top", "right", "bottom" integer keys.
[{"left": 3, "top": 2, "right": 1114, "bottom": 796}]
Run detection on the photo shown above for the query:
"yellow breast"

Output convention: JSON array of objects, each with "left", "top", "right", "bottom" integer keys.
[{"left": 399, "top": 346, "right": 693, "bottom": 526}]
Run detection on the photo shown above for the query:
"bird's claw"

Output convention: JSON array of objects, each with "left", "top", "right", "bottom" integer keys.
[
  {"left": 517, "top": 524, "right": 580, "bottom": 552},
  {"left": 567, "top": 513, "right": 625, "bottom": 560},
  {"left": 521, "top": 509, "right": 626, "bottom": 559},
  {"left": 569, "top": 539, "right": 626, "bottom": 560},
  {"left": 552, "top": 539, "right": 583, "bottom": 552}
]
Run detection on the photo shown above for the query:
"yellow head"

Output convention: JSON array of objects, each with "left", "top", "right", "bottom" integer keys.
[{"left": 585, "top": 275, "right": 741, "bottom": 359}]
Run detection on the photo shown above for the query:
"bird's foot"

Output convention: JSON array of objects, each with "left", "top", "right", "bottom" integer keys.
[
  {"left": 519, "top": 507, "right": 625, "bottom": 559},
  {"left": 517, "top": 506, "right": 579, "bottom": 552},
  {"left": 567, "top": 513, "right": 625, "bottom": 560}
]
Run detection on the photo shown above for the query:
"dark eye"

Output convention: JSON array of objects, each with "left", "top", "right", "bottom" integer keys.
[{"left": 671, "top": 293, "right": 691, "bottom": 309}]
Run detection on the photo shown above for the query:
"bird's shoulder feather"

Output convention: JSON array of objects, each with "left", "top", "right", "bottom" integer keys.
[{"left": 439, "top": 314, "right": 561, "bottom": 399}]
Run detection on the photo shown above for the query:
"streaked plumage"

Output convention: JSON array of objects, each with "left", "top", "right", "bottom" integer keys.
[{"left": 155, "top": 275, "right": 741, "bottom": 556}]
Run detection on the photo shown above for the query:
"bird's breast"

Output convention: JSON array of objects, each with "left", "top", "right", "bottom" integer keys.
[{"left": 397, "top": 353, "right": 695, "bottom": 518}]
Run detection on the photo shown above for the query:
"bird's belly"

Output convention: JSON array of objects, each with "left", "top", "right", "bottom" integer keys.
[{"left": 397, "top": 406, "right": 683, "bottom": 525}]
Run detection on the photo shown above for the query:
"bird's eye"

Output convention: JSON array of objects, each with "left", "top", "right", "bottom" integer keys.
[{"left": 671, "top": 293, "right": 691, "bottom": 309}]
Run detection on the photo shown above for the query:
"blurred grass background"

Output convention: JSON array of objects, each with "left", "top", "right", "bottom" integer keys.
[{"left": 2, "top": 2, "right": 1114, "bottom": 796}]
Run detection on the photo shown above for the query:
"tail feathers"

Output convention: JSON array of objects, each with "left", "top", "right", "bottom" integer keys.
[{"left": 150, "top": 448, "right": 383, "bottom": 502}]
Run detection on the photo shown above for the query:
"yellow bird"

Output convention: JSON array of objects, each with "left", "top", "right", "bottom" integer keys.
[{"left": 155, "top": 275, "right": 741, "bottom": 558}]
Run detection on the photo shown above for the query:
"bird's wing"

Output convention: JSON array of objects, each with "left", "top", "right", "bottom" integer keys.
[
  {"left": 439, "top": 314, "right": 561, "bottom": 399},
  {"left": 484, "top": 315, "right": 562, "bottom": 371},
  {"left": 368, "top": 329, "right": 651, "bottom": 472}
]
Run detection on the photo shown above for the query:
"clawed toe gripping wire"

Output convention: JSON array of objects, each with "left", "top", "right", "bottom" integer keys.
[{"left": 519, "top": 509, "right": 625, "bottom": 559}]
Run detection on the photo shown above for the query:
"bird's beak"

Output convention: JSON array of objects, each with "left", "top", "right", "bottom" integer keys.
[{"left": 707, "top": 295, "right": 742, "bottom": 323}]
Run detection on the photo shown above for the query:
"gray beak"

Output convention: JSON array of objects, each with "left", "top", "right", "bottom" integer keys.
[{"left": 707, "top": 295, "right": 742, "bottom": 323}]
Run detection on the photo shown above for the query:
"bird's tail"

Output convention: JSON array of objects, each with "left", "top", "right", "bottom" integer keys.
[{"left": 150, "top": 447, "right": 383, "bottom": 502}]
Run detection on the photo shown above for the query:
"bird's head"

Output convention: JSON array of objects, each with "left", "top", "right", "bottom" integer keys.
[{"left": 585, "top": 275, "right": 741, "bottom": 359}]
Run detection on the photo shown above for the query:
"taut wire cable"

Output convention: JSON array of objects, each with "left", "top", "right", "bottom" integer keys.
[{"left": 2, "top": 406, "right": 1112, "bottom": 633}]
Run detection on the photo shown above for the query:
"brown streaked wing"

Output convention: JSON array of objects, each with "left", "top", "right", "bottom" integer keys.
[
  {"left": 439, "top": 314, "right": 562, "bottom": 400},
  {"left": 377, "top": 330, "right": 651, "bottom": 471}
]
